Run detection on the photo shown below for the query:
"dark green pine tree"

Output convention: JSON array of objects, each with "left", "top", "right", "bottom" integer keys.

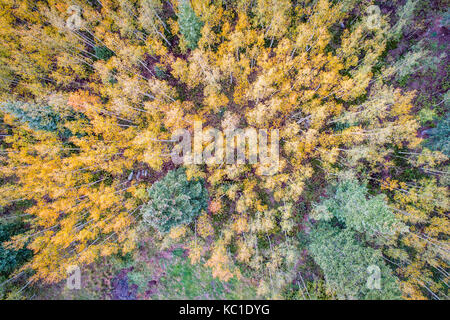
[
  {"left": 94, "top": 46, "right": 115, "bottom": 61},
  {"left": 0, "top": 220, "right": 32, "bottom": 278},
  {"left": 425, "top": 114, "right": 450, "bottom": 156}
]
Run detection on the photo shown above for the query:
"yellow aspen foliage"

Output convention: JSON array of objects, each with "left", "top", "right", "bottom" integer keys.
[
  {"left": 205, "top": 242, "right": 235, "bottom": 282},
  {"left": 232, "top": 215, "right": 249, "bottom": 235},
  {"left": 168, "top": 225, "right": 188, "bottom": 240},
  {"left": 197, "top": 213, "right": 214, "bottom": 239},
  {"left": 188, "top": 244, "right": 203, "bottom": 265}
]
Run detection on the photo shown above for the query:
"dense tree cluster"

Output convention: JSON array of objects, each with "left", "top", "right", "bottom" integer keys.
[{"left": 141, "top": 168, "right": 208, "bottom": 233}]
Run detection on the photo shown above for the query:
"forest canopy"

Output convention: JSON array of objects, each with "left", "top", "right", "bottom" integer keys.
[{"left": 0, "top": 0, "right": 448, "bottom": 300}]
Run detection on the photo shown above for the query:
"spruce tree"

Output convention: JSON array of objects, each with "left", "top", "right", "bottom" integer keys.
[
  {"left": 0, "top": 101, "right": 60, "bottom": 132},
  {"left": 140, "top": 168, "right": 208, "bottom": 234},
  {"left": 178, "top": 0, "right": 203, "bottom": 50}
]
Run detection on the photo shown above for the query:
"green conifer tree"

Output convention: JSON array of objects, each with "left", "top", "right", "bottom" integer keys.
[
  {"left": 178, "top": 0, "right": 203, "bottom": 50},
  {"left": 140, "top": 168, "right": 208, "bottom": 233}
]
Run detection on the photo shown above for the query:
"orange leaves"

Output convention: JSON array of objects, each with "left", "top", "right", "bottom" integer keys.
[{"left": 208, "top": 198, "right": 222, "bottom": 214}]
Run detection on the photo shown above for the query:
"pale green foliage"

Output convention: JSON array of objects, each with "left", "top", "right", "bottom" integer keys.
[
  {"left": 308, "top": 177, "right": 403, "bottom": 299},
  {"left": 311, "top": 178, "right": 406, "bottom": 237},
  {"left": 140, "top": 168, "right": 208, "bottom": 234},
  {"left": 393, "top": 41, "right": 431, "bottom": 79},
  {"left": 309, "top": 222, "right": 402, "bottom": 300},
  {"left": 178, "top": 0, "right": 203, "bottom": 50},
  {"left": 389, "top": 0, "right": 419, "bottom": 41},
  {"left": 418, "top": 108, "right": 437, "bottom": 125},
  {"left": 341, "top": 0, "right": 363, "bottom": 13},
  {"left": 443, "top": 90, "right": 450, "bottom": 108},
  {"left": 154, "top": 254, "right": 256, "bottom": 299},
  {"left": 392, "top": 40, "right": 445, "bottom": 81}
]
